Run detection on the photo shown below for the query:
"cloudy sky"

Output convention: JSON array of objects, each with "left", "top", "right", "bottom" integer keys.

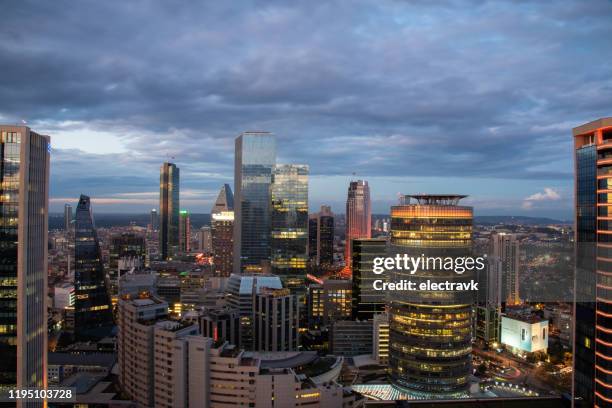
[{"left": 2, "top": 0, "right": 611, "bottom": 218}]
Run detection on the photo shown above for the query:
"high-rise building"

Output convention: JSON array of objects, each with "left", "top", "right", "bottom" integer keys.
[
  {"left": 108, "top": 232, "right": 145, "bottom": 296},
  {"left": 211, "top": 212, "right": 234, "bottom": 276},
  {"left": 489, "top": 232, "right": 520, "bottom": 305},
  {"left": 159, "top": 162, "right": 179, "bottom": 260},
  {"left": 330, "top": 320, "right": 373, "bottom": 356},
  {"left": 345, "top": 180, "right": 371, "bottom": 269},
  {"left": 197, "top": 225, "right": 212, "bottom": 253},
  {"left": 64, "top": 203, "right": 72, "bottom": 231},
  {"left": 211, "top": 183, "right": 234, "bottom": 214},
  {"left": 573, "top": 117, "right": 612, "bottom": 407},
  {"left": 74, "top": 195, "right": 114, "bottom": 339},
  {"left": 308, "top": 216, "right": 318, "bottom": 263},
  {"left": 351, "top": 238, "right": 387, "bottom": 320},
  {"left": 233, "top": 132, "right": 276, "bottom": 273},
  {"left": 179, "top": 210, "right": 191, "bottom": 253},
  {"left": 310, "top": 205, "right": 335, "bottom": 267},
  {"left": 254, "top": 287, "right": 299, "bottom": 351},
  {"left": 225, "top": 274, "right": 283, "bottom": 350},
  {"left": 0, "top": 126, "right": 50, "bottom": 399},
  {"left": 211, "top": 184, "right": 234, "bottom": 276},
  {"left": 475, "top": 256, "right": 502, "bottom": 346},
  {"left": 270, "top": 164, "right": 309, "bottom": 289},
  {"left": 389, "top": 194, "right": 473, "bottom": 397},
  {"left": 150, "top": 208, "right": 158, "bottom": 231}
]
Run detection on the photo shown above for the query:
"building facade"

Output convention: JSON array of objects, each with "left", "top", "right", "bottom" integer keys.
[
  {"left": 388, "top": 194, "right": 473, "bottom": 397},
  {"left": 270, "top": 164, "right": 309, "bottom": 289},
  {"left": 211, "top": 211, "right": 234, "bottom": 276},
  {"left": 351, "top": 238, "right": 387, "bottom": 320},
  {"left": 254, "top": 288, "right": 299, "bottom": 351},
  {"left": 489, "top": 232, "right": 520, "bottom": 305},
  {"left": 573, "top": 117, "right": 612, "bottom": 407},
  {"left": 0, "top": 126, "right": 49, "bottom": 401},
  {"left": 345, "top": 180, "right": 371, "bottom": 269},
  {"left": 74, "top": 194, "right": 114, "bottom": 339},
  {"left": 233, "top": 132, "right": 276, "bottom": 273},
  {"left": 179, "top": 210, "right": 191, "bottom": 253},
  {"left": 64, "top": 203, "right": 72, "bottom": 231},
  {"left": 159, "top": 162, "right": 180, "bottom": 260}
]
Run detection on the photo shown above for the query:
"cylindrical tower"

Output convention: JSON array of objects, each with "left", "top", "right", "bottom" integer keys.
[{"left": 388, "top": 194, "right": 473, "bottom": 397}]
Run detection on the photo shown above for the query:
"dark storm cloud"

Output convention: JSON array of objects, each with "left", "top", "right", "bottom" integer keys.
[{"left": 1, "top": 0, "right": 612, "bottom": 212}]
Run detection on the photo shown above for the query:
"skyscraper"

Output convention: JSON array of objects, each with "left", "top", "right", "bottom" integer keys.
[
  {"left": 345, "top": 180, "right": 371, "bottom": 269},
  {"left": 351, "top": 238, "right": 387, "bottom": 320},
  {"left": 254, "top": 287, "right": 299, "bottom": 351},
  {"left": 388, "top": 194, "right": 473, "bottom": 397},
  {"left": 211, "top": 184, "right": 234, "bottom": 276},
  {"left": 0, "top": 126, "right": 49, "bottom": 400},
  {"left": 150, "top": 208, "right": 158, "bottom": 231},
  {"left": 310, "top": 205, "right": 335, "bottom": 267},
  {"left": 64, "top": 203, "right": 72, "bottom": 231},
  {"left": 197, "top": 225, "right": 212, "bottom": 253},
  {"left": 179, "top": 210, "right": 191, "bottom": 253},
  {"left": 74, "top": 195, "right": 114, "bottom": 339},
  {"left": 211, "top": 212, "right": 234, "bottom": 276},
  {"left": 233, "top": 132, "right": 276, "bottom": 273},
  {"left": 159, "top": 162, "right": 179, "bottom": 260},
  {"left": 489, "top": 232, "right": 520, "bottom": 305},
  {"left": 270, "top": 164, "right": 309, "bottom": 288},
  {"left": 573, "top": 117, "right": 612, "bottom": 407}
]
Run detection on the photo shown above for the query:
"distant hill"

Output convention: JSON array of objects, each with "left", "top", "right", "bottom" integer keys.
[
  {"left": 473, "top": 215, "right": 571, "bottom": 226},
  {"left": 49, "top": 213, "right": 212, "bottom": 230},
  {"left": 49, "top": 213, "right": 570, "bottom": 231}
]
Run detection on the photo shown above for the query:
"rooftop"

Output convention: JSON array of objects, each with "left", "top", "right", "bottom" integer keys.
[{"left": 405, "top": 194, "right": 468, "bottom": 206}]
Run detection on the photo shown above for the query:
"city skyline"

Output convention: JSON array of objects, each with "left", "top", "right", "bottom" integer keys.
[{"left": 3, "top": 1, "right": 611, "bottom": 218}]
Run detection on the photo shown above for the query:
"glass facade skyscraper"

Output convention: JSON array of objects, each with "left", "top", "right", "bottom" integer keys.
[
  {"left": 345, "top": 180, "right": 371, "bottom": 269},
  {"left": 74, "top": 195, "right": 114, "bottom": 339},
  {"left": 179, "top": 210, "right": 191, "bottom": 253},
  {"left": 388, "top": 195, "right": 473, "bottom": 397},
  {"left": 0, "top": 126, "right": 49, "bottom": 400},
  {"left": 159, "top": 162, "right": 179, "bottom": 260},
  {"left": 233, "top": 132, "right": 276, "bottom": 273},
  {"left": 270, "top": 164, "right": 309, "bottom": 288},
  {"left": 573, "top": 118, "right": 612, "bottom": 407}
]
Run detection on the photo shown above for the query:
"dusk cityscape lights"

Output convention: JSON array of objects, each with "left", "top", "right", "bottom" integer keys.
[{"left": 1, "top": 1, "right": 611, "bottom": 407}]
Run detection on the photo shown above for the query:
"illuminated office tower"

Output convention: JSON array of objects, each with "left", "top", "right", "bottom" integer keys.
[
  {"left": 233, "top": 132, "right": 276, "bottom": 273},
  {"left": 0, "top": 127, "right": 49, "bottom": 401},
  {"left": 270, "top": 164, "right": 309, "bottom": 288},
  {"left": 159, "top": 162, "right": 179, "bottom": 260},
  {"left": 489, "top": 232, "right": 520, "bottom": 305},
  {"left": 74, "top": 195, "right": 114, "bottom": 339},
  {"left": 389, "top": 195, "right": 473, "bottom": 397},
  {"left": 150, "top": 208, "right": 158, "bottom": 231},
  {"left": 308, "top": 216, "right": 318, "bottom": 263},
  {"left": 351, "top": 238, "right": 387, "bottom": 320},
  {"left": 210, "top": 184, "right": 234, "bottom": 275},
  {"left": 573, "top": 118, "right": 612, "bottom": 407},
  {"left": 64, "top": 203, "right": 72, "bottom": 231},
  {"left": 211, "top": 212, "right": 234, "bottom": 276},
  {"left": 345, "top": 180, "right": 371, "bottom": 269},
  {"left": 179, "top": 210, "right": 191, "bottom": 253}
]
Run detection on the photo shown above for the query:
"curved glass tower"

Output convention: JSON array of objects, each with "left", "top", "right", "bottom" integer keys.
[{"left": 388, "top": 194, "right": 473, "bottom": 397}]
